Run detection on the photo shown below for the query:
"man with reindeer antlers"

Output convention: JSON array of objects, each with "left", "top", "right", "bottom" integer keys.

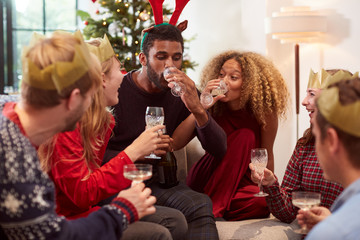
[{"left": 104, "top": 0, "right": 227, "bottom": 239}]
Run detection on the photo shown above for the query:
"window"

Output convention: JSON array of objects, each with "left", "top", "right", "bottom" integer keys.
[{"left": 1, "top": 0, "right": 79, "bottom": 94}]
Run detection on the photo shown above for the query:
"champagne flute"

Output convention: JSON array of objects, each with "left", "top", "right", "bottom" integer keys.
[
  {"left": 251, "top": 148, "right": 269, "bottom": 197},
  {"left": 144, "top": 106, "right": 164, "bottom": 159},
  {"left": 200, "top": 79, "right": 228, "bottom": 107},
  {"left": 292, "top": 191, "right": 321, "bottom": 234},
  {"left": 164, "top": 67, "right": 186, "bottom": 97},
  {"left": 123, "top": 164, "right": 153, "bottom": 185}
]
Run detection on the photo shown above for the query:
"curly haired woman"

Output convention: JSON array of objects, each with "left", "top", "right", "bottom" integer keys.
[{"left": 186, "top": 51, "right": 289, "bottom": 220}]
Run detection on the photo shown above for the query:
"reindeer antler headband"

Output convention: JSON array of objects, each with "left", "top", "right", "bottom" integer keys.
[{"left": 140, "top": 0, "right": 190, "bottom": 51}]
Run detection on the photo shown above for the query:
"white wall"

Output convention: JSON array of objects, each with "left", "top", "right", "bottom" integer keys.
[{"left": 181, "top": 0, "right": 360, "bottom": 181}]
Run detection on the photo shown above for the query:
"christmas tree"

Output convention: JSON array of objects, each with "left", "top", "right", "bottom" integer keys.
[{"left": 77, "top": 0, "right": 197, "bottom": 72}]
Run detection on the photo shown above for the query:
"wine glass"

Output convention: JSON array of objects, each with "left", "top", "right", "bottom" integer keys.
[
  {"left": 144, "top": 106, "right": 164, "bottom": 159},
  {"left": 123, "top": 164, "right": 153, "bottom": 185},
  {"left": 292, "top": 191, "right": 321, "bottom": 234},
  {"left": 200, "top": 79, "right": 228, "bottom": 107},
  {"left": 251, "top": 148, "right": 269, "bottom": 197},
  {"left": 164, "top": 67, "right": 186, "bottom": 97}
]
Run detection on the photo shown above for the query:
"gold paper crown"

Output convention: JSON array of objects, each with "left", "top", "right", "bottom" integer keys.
[
  {"left": 86, "top": 34, "right": 115, "bottom": 63},
  {"left": 21, "top": 30, "right": 92, "bottom": 93},
  {"left": 307, "top": 69, "right": 359, "bottom": 89},
  {"left": 318, "top": 82, "right": 360, "bottom": 137}
]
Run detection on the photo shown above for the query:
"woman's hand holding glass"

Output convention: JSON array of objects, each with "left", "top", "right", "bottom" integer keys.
[
  {"left": 200, "top": 79, "right": 228, "bottom": 108},
  {"left": 124, "top": 124, "right": 165, "bottom": 161},
  {"left": 249, "top": 163, "right": 277, "bottom": 187}
]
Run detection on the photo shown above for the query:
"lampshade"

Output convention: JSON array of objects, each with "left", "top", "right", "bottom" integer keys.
[{"left": 265, "top": 6, "right": 327, "bottom": 43}]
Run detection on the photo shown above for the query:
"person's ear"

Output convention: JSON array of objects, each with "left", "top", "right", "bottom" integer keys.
[
  {"left": 327, "top": 128, "right": 340, "bottom": 156},
  {"left": 139, "top": 52, "right": 147, "bottom": 66},
  {"left": 101, "top": 72, "right": 106, "bottom": 88},
  {"left": 66, "top": 88, "right": 81, "bottom": 111}
]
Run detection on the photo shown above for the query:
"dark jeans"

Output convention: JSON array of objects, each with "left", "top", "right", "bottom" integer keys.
[
  {"left": 149, "top": 182, "right": 219, "bottom": 240},
  {"left": 122, "top": 206, "right": 187, "bottom": 240}
]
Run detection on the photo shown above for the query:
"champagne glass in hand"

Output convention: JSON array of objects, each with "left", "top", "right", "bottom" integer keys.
[
  {"left": 200, "top": 79, "right": 228, "bottom": 107},
  {"left": 292, "top": 191, "right": 321, "bottom": 234},
  {"left": 164, "top": 67, "right": 186, "bottom": 97},
  {"left": 123, "top": 164, "right": 153, "bottom": 185},
  {"left": 251, "top": 148, "right": 269, "bottom": 197},
  {"left": 145, "top": 106, "right": 164, "bottom": 159}
]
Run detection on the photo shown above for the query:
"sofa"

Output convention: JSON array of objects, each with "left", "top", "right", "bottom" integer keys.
[{"left": 175, "top": 138, "right": 301, "bottom": 240}]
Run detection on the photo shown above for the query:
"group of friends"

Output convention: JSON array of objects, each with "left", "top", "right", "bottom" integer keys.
[{"left": 1, "top": 13, "right": 360, "bottom": 240}]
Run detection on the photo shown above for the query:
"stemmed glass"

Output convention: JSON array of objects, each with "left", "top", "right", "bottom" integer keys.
[
  {"left": 144, "top": 106, "right": 164, "bottom": 159},
  {"left": 251, "top": 148, "right": 269, "bottom": 197},
  {"left": 123, "top": 164, "right": 153, "bottom": 185},
  {"left": 164, "top": 67, "right": 186, "bottom": 97},
  {"left": 200, "top": 79, "right": 228, "bottom": 107},
  {"left": 292, "top": 191, "right": 321, "bottom": 234}
]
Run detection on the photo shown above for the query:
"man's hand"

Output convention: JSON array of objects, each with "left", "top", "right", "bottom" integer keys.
[
  {"left": 296, "top": 206, "right": 331, "bottom": 231},
  {"left": 166, "top": 68, "right": 208, "bottom": 126},
  {"left": 153, "top": 134, "right": 173, "bottom": 156},
  {"left": 249, "top": 162, "right": 277, "bottom": 186},
  {"left": 117, "top": 183, "right": 156, "bottom": 219}
]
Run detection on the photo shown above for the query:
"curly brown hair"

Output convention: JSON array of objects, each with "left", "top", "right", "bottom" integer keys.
[{"left": 200, "top": 50, "right": 289, "bottom": 127}]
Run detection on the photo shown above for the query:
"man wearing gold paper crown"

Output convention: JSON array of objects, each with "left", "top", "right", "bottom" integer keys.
[
  {"left": 250, "top": 69, "right": 358, "bottom": 224},
  {"left": 104, "top": 0, "right": 227, "bottom": 239},
  {"left": 0, "top": 31, "right": 156, "bottom": 239},
  {"left": 296, "top": 76, "right": 360, "bottom": 239}
]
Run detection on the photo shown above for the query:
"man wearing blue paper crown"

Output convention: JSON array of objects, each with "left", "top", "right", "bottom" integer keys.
[
  {"left": 296, "top": 76, "right": 360, "bottom": 239},
  {"left": 104, "top": 0, "right": 227, "bottom": 239},
  {"left": 0, "top": 31, "right": 156, "bottom": 239}
]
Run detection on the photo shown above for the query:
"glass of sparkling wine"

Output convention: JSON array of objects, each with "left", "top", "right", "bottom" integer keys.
[
  {"left": 200, "top": 79, "right": 228, "bottom": 107},
  {"left": 292, "top": 191, "right": 321, "bottom": 234},
  {"left": 251, "top": 148, "right": 269, "bottom": 197},
  {"left": 144, "top": 106, "right": 164, "bottom": 159},
  {"left": 163, "top": 67, "right": 186, "bottom": 97},
  {"left": 123, "top": 164, "right": 153, "bottom": 185}
]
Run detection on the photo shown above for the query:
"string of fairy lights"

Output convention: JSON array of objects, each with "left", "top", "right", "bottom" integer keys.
[
  {"left": 83, "top": 0, "right": 196, "bottom": 71},
  {"left": 91, "top": 0, "right": 154, "bottom": 61}
]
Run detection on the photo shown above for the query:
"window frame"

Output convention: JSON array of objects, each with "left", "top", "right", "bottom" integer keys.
[{"left": 1, "top": 0, "right": 79, "bottom": 94}]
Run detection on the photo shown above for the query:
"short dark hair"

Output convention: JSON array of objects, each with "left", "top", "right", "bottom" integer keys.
[
  {"left": 141, "top": 24, "right": 184, "bottom": 57},
  {"left": 316, "top": 77, "right": 360, "bottom": 168}
]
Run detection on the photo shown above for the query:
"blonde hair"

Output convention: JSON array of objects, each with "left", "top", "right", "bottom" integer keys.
[
  {"left": 38, "top": 40, "right": 115, "bottom": 177},
  {"left": 21, "top": 32, "right": 101, "bottom": 109},
  {"left": 200, "top": 51, "right": 289, "bottom": 127}
]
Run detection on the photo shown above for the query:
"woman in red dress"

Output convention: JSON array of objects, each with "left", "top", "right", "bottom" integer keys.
[{"left": 187, "top": 51, "right": 288, "bottom": 220}]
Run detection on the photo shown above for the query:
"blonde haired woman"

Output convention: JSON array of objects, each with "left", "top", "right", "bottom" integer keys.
[{"left": 187, "top": 51, "right": 288, "bottom": 220}]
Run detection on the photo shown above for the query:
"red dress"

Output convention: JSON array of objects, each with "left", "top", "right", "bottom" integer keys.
[
  {"left": 48, "top": 114, "right": 132, "bottom": 218},
  {"left": 187, "top": 106, "right": 269, "bottom": 220}
]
